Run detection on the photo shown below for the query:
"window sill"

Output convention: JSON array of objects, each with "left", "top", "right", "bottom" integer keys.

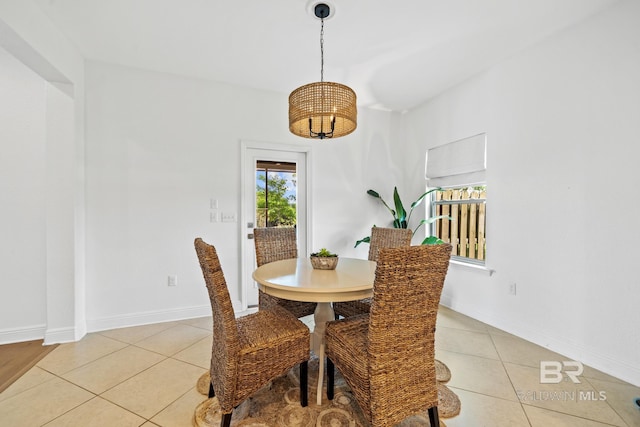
[{"left": 450, "top": 259, "right": 495, "bottom": 276}]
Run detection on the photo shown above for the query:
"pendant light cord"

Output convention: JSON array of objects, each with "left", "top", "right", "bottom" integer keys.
[{"left": 320, "top": 17, "right": 325, "bottom": 83}]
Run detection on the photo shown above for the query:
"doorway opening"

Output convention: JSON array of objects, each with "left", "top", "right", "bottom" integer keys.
[{"left": 241, "top": 145, "right": 309, "bottom": 310}]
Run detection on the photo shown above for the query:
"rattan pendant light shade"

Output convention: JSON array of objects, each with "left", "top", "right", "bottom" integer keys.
[
  {"left": 289, "top": 82, "right": 357, "bottom": 139},
  {"left": 288, "top": 3, "right": 357, "bottom": 140}
]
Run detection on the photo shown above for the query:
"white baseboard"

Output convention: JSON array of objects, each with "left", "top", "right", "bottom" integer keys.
[
  {"left": 2, "top": 301, "right": 248, "bottom": 345},
  {"left": 1, "top": 324, "right": 84, "bottom": 345},
  {"left": 44, "top": 326, "right": 79, "bottom": 345},
  {"left": 0, "top": 324, "right": 46, "bottom": 345},
  {"left": 439, "top": 293, "right": 640, "bottom": 387},
  {"left": 86, "top": 304, "right": 214, "bottom": 333}
]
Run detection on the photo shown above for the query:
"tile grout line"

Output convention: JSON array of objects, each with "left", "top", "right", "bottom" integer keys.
[
  {"left": 581, "top": 376, "right": 632, "bottom": 427},
  {"left": 487, "top": 323, "right": 534, "bottom": 427},
  {"left": 41, "top": 344, "right": 166, "bottom": 425}
]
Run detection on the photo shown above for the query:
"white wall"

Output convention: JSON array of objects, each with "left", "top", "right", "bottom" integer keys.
[
  {"left": 0, "top": 47, "right": 47, "bottom": 340},
  {"left": 403, "top": 0, "right": 640, "bottom": 386},
  {"left": 0, "top": 1, "right": 85, "bottom": 344},
  {"left": 83, "top": 61, "right": 400, "bottom": 331}
]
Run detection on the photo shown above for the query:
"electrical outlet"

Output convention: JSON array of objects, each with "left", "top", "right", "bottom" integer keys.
[
  {"left": 168, "top": 275, "right": 178, "bottom": 287},
  {"left": 508, "top": 283, "right": 517, "bottom": 295},
  {"left": 210, "top": 211, "right": 218, "bottom": 222}
]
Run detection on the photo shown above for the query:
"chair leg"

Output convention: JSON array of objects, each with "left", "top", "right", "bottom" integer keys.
[
  {"left": 428, "top": 406, "right": 439, "bottom": 427},
  {"left": 326, "top": 357, "right": 334, "bottom": 400},
  {"left": 299, "top": 361, "right": 308, "bottom": 407},
  {"left": 220, "top": 412, "right": 232, "bottom": 427},
  {"left": 208, "top": 381, "right": 215, "bottom": 398}
]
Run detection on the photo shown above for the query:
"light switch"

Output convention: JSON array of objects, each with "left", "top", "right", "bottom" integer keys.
[{"left": 221, "top": 212, "right": 237, "bottom": 222}]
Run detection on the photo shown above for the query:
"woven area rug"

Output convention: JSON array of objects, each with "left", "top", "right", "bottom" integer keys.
[{"left": 193, "top": 357, "right": 460, "bottom": 426}]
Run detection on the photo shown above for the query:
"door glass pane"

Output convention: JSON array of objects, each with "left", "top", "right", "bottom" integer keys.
[{"left": 256, "top": 161, "right": 297, "bottom": 227}]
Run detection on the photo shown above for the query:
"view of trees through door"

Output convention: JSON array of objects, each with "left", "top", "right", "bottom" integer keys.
[{"left": 256, "top": 161, "right": 297, "bottom": 228}]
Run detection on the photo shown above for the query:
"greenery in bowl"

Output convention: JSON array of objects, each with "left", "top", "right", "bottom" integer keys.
[
  {"left": 310, "top": 248, "right": 339, "bottom": 270},
  {"left": 310, "top": 248, "right": 338, "bottom": 257}
]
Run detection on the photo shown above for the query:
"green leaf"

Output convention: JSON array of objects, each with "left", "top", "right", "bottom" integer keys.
[
  {"left": 421, "top": 236, "right": 445, "bottom": 245},
  {"left": 412, "top": 215, "right": 452, "bottom": 235},
  {"left": 422, "top": 215, "right": 452, "bottom": 225},
  {"left": 409, "top": 187, "right": 442, "bottom": 210},
  {"left": 369, "top": 189, "right": 396, "bottom": 220},
  {"left": 407, "top": 187, "right": 442, "bottom": 224},
  {"left": 354, "top": 236, "right": 371, "bottom": 248},
  {"left": 393, "top": 187, "right": 406, "bottom": 225},
  {"left": 366, "top": 190, "right": 380, "bottom": 199}
]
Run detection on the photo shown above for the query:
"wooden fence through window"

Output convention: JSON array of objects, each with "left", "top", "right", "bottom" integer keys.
[{"left": 434, "top": 188, "right": 486, "bottom": 261}]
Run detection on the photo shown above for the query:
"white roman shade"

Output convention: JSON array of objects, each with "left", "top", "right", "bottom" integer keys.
[{"left": 425, "top": 133, "right": 486, "bottom": 188}]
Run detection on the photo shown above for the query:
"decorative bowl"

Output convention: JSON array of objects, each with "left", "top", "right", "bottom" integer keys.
[{"left": 310, "top": 256, "right": 339, "bottom": 270}]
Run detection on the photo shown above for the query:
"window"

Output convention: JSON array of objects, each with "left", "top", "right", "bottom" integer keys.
[
  {"left": 431, "top": 186, "right": 486, "bottom": 264},
  {"left": 255, "top": 161, "right": 297, "bottom": 227},
  {"left": 425, "top": 133, "right": 486, "bottom": 265}
]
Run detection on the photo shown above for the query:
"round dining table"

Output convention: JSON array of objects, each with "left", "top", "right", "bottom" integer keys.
[{"left": 252, "top": 257, "right": 376, "bottom": 404}]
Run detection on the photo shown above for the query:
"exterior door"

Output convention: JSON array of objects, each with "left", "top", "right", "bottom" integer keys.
[{"left": 241, "top": 143, "right": 310, "bottom": 309}]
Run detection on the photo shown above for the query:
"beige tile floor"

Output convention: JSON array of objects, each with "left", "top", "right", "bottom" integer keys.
[{"left": 1, "top": 307, "right": 639, "bottom": 426}]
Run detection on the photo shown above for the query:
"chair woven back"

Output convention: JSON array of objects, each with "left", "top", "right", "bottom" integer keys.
[
  {"left": 194, "top": 238, "right": 240, "bottom": 411},
  {"left": 367, "top": 244, "right": 452, "bottom": 424},
  {"left": 253, "top": 227, "right": 316, "bottom": 318},
  {"left": 254, "top": 227, "right": 298, "bottom": 266},
  {"left": 332, "top": 228, "right": 413, "bottom": 319},
  {"left": 367, "top": 227, "right": 413, "bottom": 262}
]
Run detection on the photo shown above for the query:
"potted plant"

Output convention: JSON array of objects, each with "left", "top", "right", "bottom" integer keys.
[
  {"left": 310, "top": 248, "right": 339, "bottom": 270},
  {"left": 355, "top": 186, "right": 450, "bottom": 247}
]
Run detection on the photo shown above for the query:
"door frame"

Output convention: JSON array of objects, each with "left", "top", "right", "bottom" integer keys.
[{"left": 239, "top": 140, "right": 313, "bottom": 310}]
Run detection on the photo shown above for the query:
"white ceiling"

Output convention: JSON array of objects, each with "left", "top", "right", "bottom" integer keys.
[{"left": 33, "top": 0, "right": 618, "bottom": 112}]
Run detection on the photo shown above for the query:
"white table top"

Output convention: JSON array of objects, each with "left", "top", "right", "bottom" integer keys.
[{"left": 252, "top": 257, "right": 376, "bottom": 303}]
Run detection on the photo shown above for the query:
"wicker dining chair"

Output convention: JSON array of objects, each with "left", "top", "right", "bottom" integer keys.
[
  {"left": 333, "top": 227, "right": 413, "bottom": 319},
  {"left": 253, "top": 227, "right": 316, "bottom": 318},
  {"left": 325, "top": 244, "right": 452, "bottom": 427},
  {"left": 194, "top": 238, "right": 310, "bottom": 427}
]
